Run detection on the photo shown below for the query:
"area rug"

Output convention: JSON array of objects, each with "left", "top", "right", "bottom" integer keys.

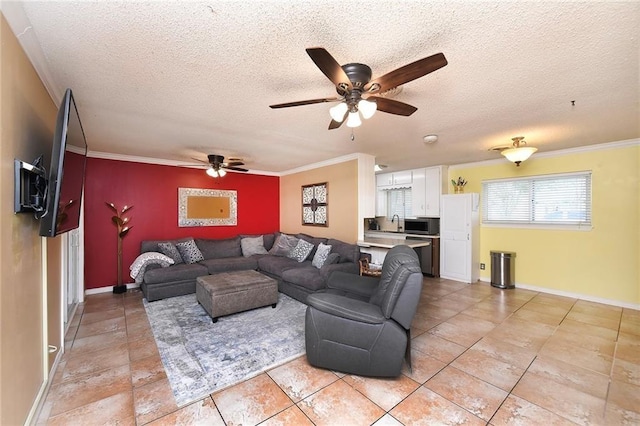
[{"left": 143, "top": 292, "right": 307, "bottom": 406}]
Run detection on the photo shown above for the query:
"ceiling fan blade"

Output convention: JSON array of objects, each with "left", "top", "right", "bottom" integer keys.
[
  {"left": 369, "top": 96, "right": 418, "bottom": 116},
  {"left": 306, "top": 47, "right": 353, "bottom": 91},
  {"left": 365, "top": 52, "right": 447, "bottom": 93},
  {"left": 224, "top": 166, "right": 249, "bottom": 172},
  {"left": 190, "top": 157, "right": 208, "bottom": 164},
  {"left": 328, "top": 110, "right": 347, "bottom": 129},
  {"left": 225, "top": 161, "right": 245, "bottom": 167},
  {"left": 328, "top": 119, "right": 345, "bottom": 130},
  {"left": 270, "top": 97, "right": 340, "bottom": 109}
]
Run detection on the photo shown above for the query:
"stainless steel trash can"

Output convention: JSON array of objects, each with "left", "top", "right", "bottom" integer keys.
[{"left": 490, "top": 251, "right": 516, "bottom": 289}]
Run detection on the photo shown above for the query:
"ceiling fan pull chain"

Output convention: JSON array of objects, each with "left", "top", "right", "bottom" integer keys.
[{"left": 350, "top": 130, "right": 355, "bottom": 141}]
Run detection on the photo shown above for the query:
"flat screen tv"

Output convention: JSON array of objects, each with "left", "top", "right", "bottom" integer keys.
[{"left": 39, "top": 89, "right": 88, "bottom": 237}]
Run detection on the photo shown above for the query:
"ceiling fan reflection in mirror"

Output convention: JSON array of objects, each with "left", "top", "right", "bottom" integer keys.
[
  {"left": 188, "top": 154, "right": 248, "bottom": 178},
  {"left": 269, "top": 47, "right": 448, "bottom": 129}
]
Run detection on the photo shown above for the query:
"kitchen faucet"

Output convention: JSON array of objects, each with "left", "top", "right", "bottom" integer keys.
[{"left": 391, "top": 214, "right": 401, "bottom": 232}]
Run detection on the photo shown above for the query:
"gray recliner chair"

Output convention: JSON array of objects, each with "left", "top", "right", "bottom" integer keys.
[{"left": 305, "top": 245, "right": 423, "bottom": 377}]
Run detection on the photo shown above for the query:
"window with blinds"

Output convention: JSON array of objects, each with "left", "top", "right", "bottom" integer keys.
[
  {"left": 482, "top": 172, "right": 592, "bottom": 228},
  {"left": 386, "top": 188, "right": 412, "bottom": 218}
]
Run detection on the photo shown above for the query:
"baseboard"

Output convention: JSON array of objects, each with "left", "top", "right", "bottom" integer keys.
[
  {"left": 85, "top": 283, "right": 140, "bottom": 295},
  {"left": 478, "top": 277, "right": 640, "bottom": 310},
  {"left": 26, "top": 347, "right": 64, "bottom": 426}
]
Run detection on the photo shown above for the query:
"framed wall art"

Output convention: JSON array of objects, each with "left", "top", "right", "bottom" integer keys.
[
  {"left": 302, "top": 182, "right": 328, "bottom": 226},
  {"left": 178, "top": 187, "right": 237, "bottom": 227}
]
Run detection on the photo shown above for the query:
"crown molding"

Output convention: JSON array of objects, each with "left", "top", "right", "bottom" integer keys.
[
  {"left": 2, "top": 3, "right": 63, "bottom": 105},
  {"left": 450, "top": 138, "right": 640, "bottom": 170},
  {"left": 279, "top": 153, "right": 364, "bottom": 176},
  {"left": 87, "top": 150, "right": 279, "bottom": 176}
]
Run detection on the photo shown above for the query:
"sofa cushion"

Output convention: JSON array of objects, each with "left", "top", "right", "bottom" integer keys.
[
  {"left": 143, "top": 263, "right": 208, "bottom": 284},
  {"left": 176, "top": 239, "right": 205, "bottom": 264},
  {"left": 195, "top": 236, "right": 242, "bottom": 259},
  {"left": 158, "top": 242, "right": 184, "bottom": 264},
  {"left": 287, "top": 239, "right": 314, "bottom": 262},
  {"left": 281, "top": 265, "right": 325, "bottom": 291},
  {"left": 312, "top": 243, "right": 332, "bottom": 268},
  {"left": 269, "top": 234, "right": 299, "bottom": 257},
  {"left": 257, "top": 255, "right": 300, "bottom": 276},
  {"left": 200, "top": 257, "right": 259, "bottom": 274},
  {"left": 240, "top": 235, "right": 268, "bottom": 257},
  {"left": 327, "top": 238, "right": 359, "bottom": 264},
  {"left": 326, "top": 252, "right": 340, "bottom": 265}
]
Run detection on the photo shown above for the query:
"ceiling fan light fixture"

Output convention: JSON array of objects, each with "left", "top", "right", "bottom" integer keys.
[
  {"left": 346, "top": 111, "right": 362, "bottom": 128},
  {"left": 329, "top": 102, "right": 348, "bottom": 122},
  {"left": 358, "top": 99, "right": 377, "bottom": 119},
  {"left": 501, "top": 136, "right": 537, "bottom": 166},
  {"left": 206, "top": 166, "right": 219, "bottom": 177},
  {"left": 217, "top": 168, "right": 227, "bottom": 177}
]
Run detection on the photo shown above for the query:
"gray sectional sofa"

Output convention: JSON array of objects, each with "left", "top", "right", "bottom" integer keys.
[{"left": 138, "top": 232, "right": 361, "bottom": 303}]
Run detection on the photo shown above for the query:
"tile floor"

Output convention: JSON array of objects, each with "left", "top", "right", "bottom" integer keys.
[{"left": 38, "top": 278, "right": 639, "bottom": 425}]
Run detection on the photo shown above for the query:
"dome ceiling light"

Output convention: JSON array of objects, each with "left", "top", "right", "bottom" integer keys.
[{"left": 501, "top": 136, "right": 537, "bottom": 166}]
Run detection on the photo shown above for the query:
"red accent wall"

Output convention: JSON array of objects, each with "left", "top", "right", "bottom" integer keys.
[{"left": 83, "top": 158, "right": 279, "bottom": 289}]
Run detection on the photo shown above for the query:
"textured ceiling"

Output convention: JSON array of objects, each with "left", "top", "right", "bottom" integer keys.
[{"left": 3, "top": 1, "right": 639, "bottom": 173}]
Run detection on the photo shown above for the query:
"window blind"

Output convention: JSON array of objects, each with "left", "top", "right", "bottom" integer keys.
[
  {"left": 482, "top": 172, "right": 591, "bottom": 227},
  {"left": 386, "top": 188, "right": 412, "bottom": 218}
]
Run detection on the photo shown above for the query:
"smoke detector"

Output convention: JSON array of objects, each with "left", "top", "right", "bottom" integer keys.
[{"left": 423, "top": 134, "right": 438, "bottom": 144}]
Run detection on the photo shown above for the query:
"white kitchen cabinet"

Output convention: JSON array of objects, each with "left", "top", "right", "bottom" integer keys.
[
  {"left": 410, "top": 166, "right": 445, "bottom": 217},
  {"left": 424, "top": 166, "right": 442, "bottom": 217},
  {"left": 440, "top": 193, "right": 480, "bottom": 283},
  {"left": 376, "top": 171, "right": 412, "bottom": 187},
  {"left": 392, "top": 170, "right": 412, "bottom": 185},
  {"left": 376, "top": 172, "right": 394, "bottom": 187},
  {"left": 411, "top": 168, "right": 426, "bottom": 216}
]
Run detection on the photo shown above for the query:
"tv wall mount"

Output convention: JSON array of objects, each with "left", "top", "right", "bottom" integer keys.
[{"left": 14, "top": 156, "right": 47, "bottom": 214}]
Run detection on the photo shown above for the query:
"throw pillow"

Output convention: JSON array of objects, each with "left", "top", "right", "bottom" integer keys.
[
  {"left": 269, "top": 233, "right": 299, "bottom": 257},
  {"left": 158, "top": 242, "right": 184, "bottom": 264},
  {"left": 175, "top": 239, "right": 204, "bottom": 264},
  {"left": 129, "top": 252, "right": 174, "bottom": 283},
  {"left": 287, "top": 239, "right": 314, "bottom": 262},
  {"left": 325, "top": 252, "right": 340, "bottom": 264},
  {"left": 241, "top": 235, "right": 268, "bottom": 257},
  {"left": 312, "top": 243, "right": 332, "bottom": 268}
]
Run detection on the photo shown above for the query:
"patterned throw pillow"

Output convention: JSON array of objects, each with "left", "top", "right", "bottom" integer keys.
[
  {"left": 287, "top": 239, "right": 314, "bottom": 262},
  {"left": 312, "top": 243, "right": 332, "bottom": 268},
  {"left": 158, "top": 242, "right": 184, "bottom": 264},
  {"left": 175, "top": 239, "right": 204, "bottom": 264}
]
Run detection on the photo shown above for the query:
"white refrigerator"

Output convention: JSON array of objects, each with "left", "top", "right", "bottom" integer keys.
[{"left": 440, "top": 193, "right": 480, "bottom": 283}]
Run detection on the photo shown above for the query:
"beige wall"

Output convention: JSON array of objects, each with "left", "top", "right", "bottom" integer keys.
[
  {"left": 280, "top": 159, "right": 358, "bottom": 243},
  {"left": 1, "top": 14, "right": 61, "bottom": 424},
  {"left": 449, "top": 143, "right": 639, "bottom": 306}
]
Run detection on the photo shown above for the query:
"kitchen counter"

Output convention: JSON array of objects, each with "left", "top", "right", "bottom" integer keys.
[
  {"left": 357, "top": 237, "right": 431, "bottom": 249},
  {"left": 364, "top": 231, "right": 440, "bottom": 239}
]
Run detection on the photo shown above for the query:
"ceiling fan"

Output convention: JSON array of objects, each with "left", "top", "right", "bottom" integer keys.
[
  {"left": 269, "top": 47, "right": 448, "bottom": 129},
  {"left": 191, "top": 154, "right": 248, "bottom": 177}
]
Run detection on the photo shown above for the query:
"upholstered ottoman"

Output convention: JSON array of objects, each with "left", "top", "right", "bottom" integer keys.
[{"left": 196, "top": 270, "right": 278, "bottom": 322}]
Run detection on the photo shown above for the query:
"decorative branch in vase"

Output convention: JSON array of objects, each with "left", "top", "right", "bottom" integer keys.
[
  {"left": 451, "top": 177, "right": 467, "bottom": 193},
  {"left": 106, "top": 202, "right": 133, "bottom": 294}
]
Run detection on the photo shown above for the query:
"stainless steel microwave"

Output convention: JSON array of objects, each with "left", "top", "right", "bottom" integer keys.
[{"left": 404, "top": 218, "right": 440, "bottom": 235}]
